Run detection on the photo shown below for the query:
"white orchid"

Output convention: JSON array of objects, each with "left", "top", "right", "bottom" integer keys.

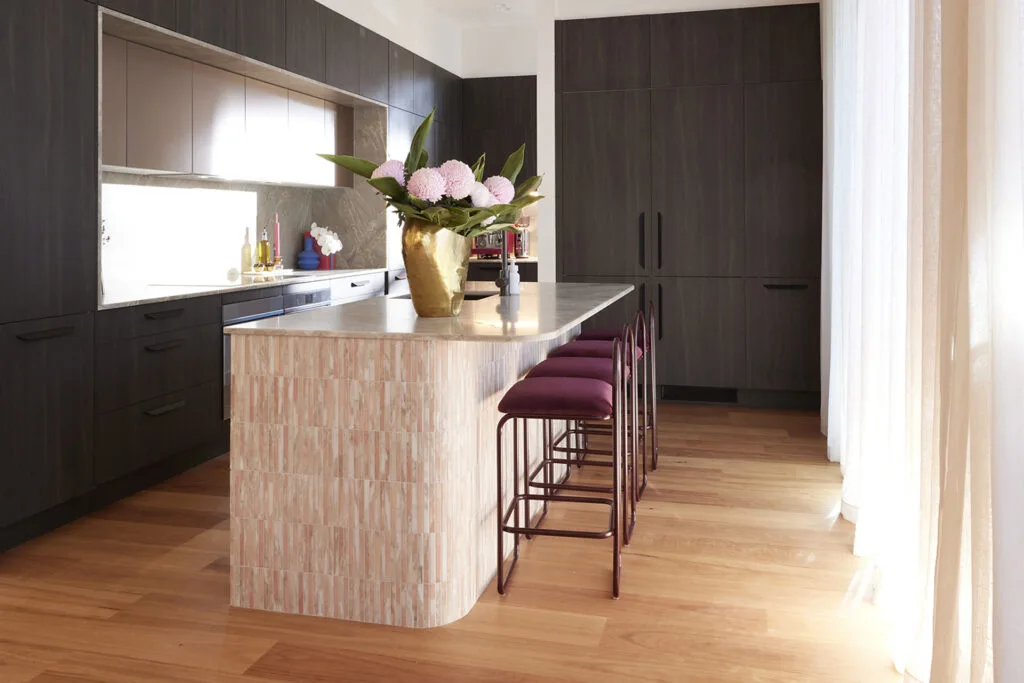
[{"left": 310, "top": 225, "right": 343, "bottom": 256}]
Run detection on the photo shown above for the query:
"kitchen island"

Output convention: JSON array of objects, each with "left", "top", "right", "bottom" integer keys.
[{"left": 226, "top": 281, "right": 632, "bottom": 627}]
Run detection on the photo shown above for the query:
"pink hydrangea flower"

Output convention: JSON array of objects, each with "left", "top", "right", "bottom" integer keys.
[
  {"left": 437, "top": 160, "right": 475, "bottom": 200},
  {"left": 407, "top": 168, "right": 446, "bottom": 203},
  {"left": 484, "top": 175, "right": 515, "bottom": 204},
  {"left": 371, "top": 159, "right": 406, "bottom": 187},
  {"left": 469, "top": 181, "right": 497, "bottom": 208}
]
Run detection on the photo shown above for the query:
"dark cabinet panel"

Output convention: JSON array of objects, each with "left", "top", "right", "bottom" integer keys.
[
  {"left": 559, "top": 16, "right": 650, "bottom": 92},
  {"left": 744, "top": 279, "right": 820, "bottom": 391},
  {"left": 0, "top": 314, "right": 94, "bottom": 527},
  {"left": 651, "top": 10, "right": 742, "bottom": 87},
  {"left": 657, "top": 278, "right": 745, "bottom": 388},
  {"left": 96, "top": 296, "right": 220, "bottom": 343},
  {"left": 414, "top": 55, "right": 438, "bottom": 118},
  {"left": 462, "top": 76, "right": 536, "bottom": 179},
  {"left": 99, "top": 0, "right": 176, "bottom": 30},
  {"left": 96, "top": 323, "right": 222, "bottom": 414},
  {"left": 358, "top": 26, "right": 390, "bottom": 103},
  {"left": 286, "top": 0, "right": 325, "bottom": 82},
  {"left": 0, "top": 0, "right": 97, "bottom": 324},
  {"left": 176, "top": 0, "right": 237, "bottom": 52},
  {"left": 744, "top": 81, "right": 823, "bottom": 277},
  {"left": 95, "top": 381, "right": 221, "bottom": 484},
  {"left": 563, "top": 276, "right": 648, "bottom": 334},
  {"left": 237, "top": 0, "right": 287, "bottom": 69},
  {"left": 324, "top": 10, "right": 359, "bottom": 94},
  {"left": 743, "top": 4, "right": 822, "bottom": 83},
  {"left": 388, "top": 43, "right": 417, "bottom": 113},
  {"left": 469, "top": 261, "right": 538, "bottom": 283},
  {"left": 560, "top": 90, "right": 650, "bottom": 277},
  {"left": 652, "top": 86, "right": 744, "bottom": 276}
]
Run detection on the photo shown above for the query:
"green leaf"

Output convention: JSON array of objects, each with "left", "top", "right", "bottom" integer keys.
[
  {"left": 418, "top": 148, "right": 429, "bottom": 171},
  {"left": 367, "top": 176, "right": 405, "bottom": 198},
  {"left": 499, "top": 144, "right": 526, "bottom": 184},
  {"left": 318, "top": 154, "right": 378, "bottom": 179},
  {"left": 471, "top": 154, "right": 487, "bottom": 182},
  {"left": 405, "top": 111, "right": 435, "bottom": 173},
  {"left": 513, "top": 175, "right": 543, "bottom": 200},
  {"left": 510, "top": 194, "right": 543, "bottom": 210}
]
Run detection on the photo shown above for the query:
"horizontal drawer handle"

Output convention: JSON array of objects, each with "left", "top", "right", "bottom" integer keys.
[
  {"left": 144, "top": 308, "right": 185, "bottom": 321},
  {"left": 16, "top": 325, "right": 75, "bottom": 342},
  {"left": 762, "top": 283, "right": 809, "bottom": 291},
  {"left": 144, "top": 400, "right": 187, "bottom": 417},
  {"left": 144, "top": 338, "right": 185, "bottom": 352},
  {"left": 394, "top": 274, "right": 408, "bottom": 281},
  {"left": 350, "top": 280, "right": 370, "bottom": 287}
]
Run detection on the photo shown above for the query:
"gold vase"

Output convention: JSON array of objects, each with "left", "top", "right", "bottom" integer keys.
[{"left": 401, "top": 219, "right": 472, "bottom": 317}]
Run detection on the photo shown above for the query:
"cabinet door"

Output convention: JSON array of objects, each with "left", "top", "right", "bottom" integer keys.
[
  {"left": 325, "top": 10, "right": 359, "bottom": 94},
  {"left": 288, "top": 91, "right": 331, "bottom": 185},
  {"left": 743, "top": 4, "right": 822, "bottom": 84},
  {"left": 745, "top": 279, "right": 820, "bottom": 391},
  {"left": 559, "top": 16, "right": 649, "bottom": 92},
  {"left": 0, "top": 0, "right": 97, "bottom": 324},
  {"left": 389, "top": 43, "right": 417, "bottom": 113},
  {"left": 193, "top": 63, "right": 246, "bottom": 177},
  {"left": 651, "top": 10, "right": 742, "bottom": 87},
  {"left": 176, "top": 0, "right": 238, "bottom": 52},
  {"left": 358, "top": 26, "right": 390, "bottom": 103},
  {"left": 99, "top": 0, "right": 176, "bottom": 30},
  {"left": 560, "top": 90, "right": 650, "bottom": 278},
  {"left": 237, "top": 0, "right": 287, "bottom": 69},
  {"left": 126, "top": 43, "right": 193, "bottom": 173},
  {"left": 286, "top": 0, "right": 326, "bottom": 83},
  {"left": 563, "top": 276, "right": 649, "bottom": 334},
  {"left": 462, "top": 76, "right": 536, "bottom": 179},
  {"left": 415, "top": 56, "right": 438, "bottom": 118},
  {"left": 102, "top": 34, "right": 128, "bottom": 167},
  {"left": 245, "top": 78, "right": 290, "bottom": 182},
  {"left": 0, "top": 314, "right": 94, "bottom": 527},
  {"left": 656, "top": 277, "right": 745, "bottom": 388},
  {"left": 744, "top": 81, "right": 823, "bottom": 277},
  {"left": 652, "top": 86, "right": 744, "bottom": 276}
]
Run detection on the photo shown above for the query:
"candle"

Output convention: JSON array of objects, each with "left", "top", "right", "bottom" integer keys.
[{"left": 274, "top": 213, "right": 281, "bottom": 259}]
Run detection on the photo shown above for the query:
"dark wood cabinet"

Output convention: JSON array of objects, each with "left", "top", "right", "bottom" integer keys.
[
  {"left": 96, "top": 296, "right": 220, "bottom": 343},
  {"left": 560, "top": 90, "right": 651, "bottom": 277},
  {"left": 651, "top": 10, "right": 742, "bottom": 87},
  {"left": 324, "top": 10, "right": 359, "bottom": 94},
  {"left": 468, "top": 261, "right": 538, "bottom": 283},
  {"left": 652, "top": 86, "right": 744, "bottom": 276},
  {"left": 745, "top": 279, "right": 820, "bottom": 391},
  {"left": 564, "top": 276, "right": 648, "bottom": 334},
  {"left": 388, "top": 43, "right": 417, "bottom": 113},
  {"left": 99, "top": 0, "right": 176, "bottom": 30},
  {"left": 656, "top": 278, "right": 746, "bottom": 388},
  {"left": 414, "top": 55, "right": 438, "bottom": 118},
  {"left": 743, "top": 4, "right": 822, "bottom": 83},
  {"left": 559, "top": 16, "right": 650, "bottom": 92},
  {"left": 358, "top": 26, "right": 390, "bottom": 103},
  {"left": 286, "top": 0, "right": 326, "bottom": 82},
  {"left": 387, "top": 107, "right": 425, "bottom": 161},
  {"left": 176, "top": 0, "right": 237, "bottom": 51},
  {"left": 462, "top": 76, "right": 536, "bottom": 179},
  {"left": 0, "top": 0, "right": 97, "bottom": 325},
  {"left": 0, "top": 314, "right": 94, "bottom": 527},
  {"left": 744, "top": 81, "right": 823, "bottom": 277},
  {"left": 237, "top": 0, "right": 287, "bottom": 69}
]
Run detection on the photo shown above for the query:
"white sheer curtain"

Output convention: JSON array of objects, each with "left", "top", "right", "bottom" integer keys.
[{"left": 822, "top": 0, "right": 1024, "bottom": 680}]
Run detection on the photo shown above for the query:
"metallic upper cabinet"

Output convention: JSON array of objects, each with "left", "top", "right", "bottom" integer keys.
[
  {"left": 126, "top": 42, "right": 193, "bottom": 173},
  {"left": 101, "top": 34, "right": 128, "bottom": 166},
  {"left": 193, "top": 62, "right": 246, "bottom": 178}
]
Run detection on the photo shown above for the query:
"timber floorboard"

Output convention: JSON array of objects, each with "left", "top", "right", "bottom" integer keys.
[{"left": 0, "top": 404, "right": 899, "bottom": 682}]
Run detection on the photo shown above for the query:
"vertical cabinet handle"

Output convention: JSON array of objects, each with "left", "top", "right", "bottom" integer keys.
[
  {"left": 657, "top": 212, "right": 663, "bottom": 270},
  {"left": 658, "top": 284, "right": 663, "bottom": 341},
  {"left": 638, "top": 213, "right": 646, "bottom": 269}
]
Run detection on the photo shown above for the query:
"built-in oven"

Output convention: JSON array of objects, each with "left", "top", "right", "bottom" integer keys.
[{"left": 222, "top": 294, "right": 284, "bottom": 419}]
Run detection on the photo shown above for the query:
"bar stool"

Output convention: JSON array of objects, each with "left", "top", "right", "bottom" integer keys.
[{"left": 496, "top": 340, "right": 627, "bottom": 598}]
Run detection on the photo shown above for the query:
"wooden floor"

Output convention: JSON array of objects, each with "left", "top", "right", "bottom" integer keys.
[{"left": 0, "top": 404, "right": 899, "bottom": 682}]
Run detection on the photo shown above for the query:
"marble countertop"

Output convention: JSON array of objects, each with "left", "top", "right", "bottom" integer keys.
[
  {"left": 99, "top": 268, "right": 386, "bottom": 310},
  {"left": 225, "top": 281, "right": 633, "bottom": 341}
]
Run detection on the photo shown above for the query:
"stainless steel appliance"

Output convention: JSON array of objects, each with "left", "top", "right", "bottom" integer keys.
[{"left": 222, "top": 294, "right": 284, "bottom": 419}]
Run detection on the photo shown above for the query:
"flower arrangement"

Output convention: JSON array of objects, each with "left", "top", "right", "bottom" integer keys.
[
  {"left": 310, "top": 223, "right": 343, "bottom": 256},
  {"left": 320, "top": 111, "right": 542, "bottom": 238}
]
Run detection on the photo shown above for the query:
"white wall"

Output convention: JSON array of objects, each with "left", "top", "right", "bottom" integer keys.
[{"left": 461, "top": 23, "right": 537, "bottom": 78}]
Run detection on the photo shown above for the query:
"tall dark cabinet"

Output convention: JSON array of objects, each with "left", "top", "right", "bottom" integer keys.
[
  {"left": 462, "top": 76, "right": 537, "bottom": 183},
  {"left": 557, "top": 4, "right": 822, "bottom": 405}
]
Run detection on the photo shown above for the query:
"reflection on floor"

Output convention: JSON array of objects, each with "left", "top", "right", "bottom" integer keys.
[{"left": 0, "top": 404, "right": 899, "bottom": 682}]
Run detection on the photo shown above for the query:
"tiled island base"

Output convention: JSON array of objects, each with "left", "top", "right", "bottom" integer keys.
[{"left": 229, "top": 331, "right": 576, "bottom": 627}]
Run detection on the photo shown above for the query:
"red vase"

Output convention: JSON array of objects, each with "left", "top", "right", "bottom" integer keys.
[{"left": 311, "top": 239, "right": 333, "bottom": 270}]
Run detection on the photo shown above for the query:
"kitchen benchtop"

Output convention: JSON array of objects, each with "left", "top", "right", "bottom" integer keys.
[
  {"left": 225, "top": 281, "right": 633, "bottom": 342},
  {"left": 98, "top": 268, "right": 386, "bottom": 310}
]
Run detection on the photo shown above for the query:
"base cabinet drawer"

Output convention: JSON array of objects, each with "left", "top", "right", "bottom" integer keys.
[
  {"left": 468, "top": 261, "right": 538, "bottom": 282},
  {"left": 95, "top": 381, "right": 221, "bottom": 484},
  {"left": 97, "top": 296, "right": 220, "bottom": 342},
  {"left": 744, "top": 279, "right": 820, "bottom": 391},
  {"left": 330, "top": 272, "right": 386, "bottom": 303},
  {"left": 386, "top": 269, "right": 409, "bottom": 297},
  {"left": 95, "top": 323, "right": 221, "bottom": 413}
]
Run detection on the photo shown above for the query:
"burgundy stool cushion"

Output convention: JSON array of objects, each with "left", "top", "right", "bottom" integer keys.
[
  {"left": 576, "top": 328, "right": 623, "bottom": 341},
  {"left": 548, "top": 340, "right": 642, "bottom": 361},
  {"left": 498, "top": 377, "right": 613, "bottom": 418},
  {"left": 528, "top": 356, "right": 621, "bottom": 384}
]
